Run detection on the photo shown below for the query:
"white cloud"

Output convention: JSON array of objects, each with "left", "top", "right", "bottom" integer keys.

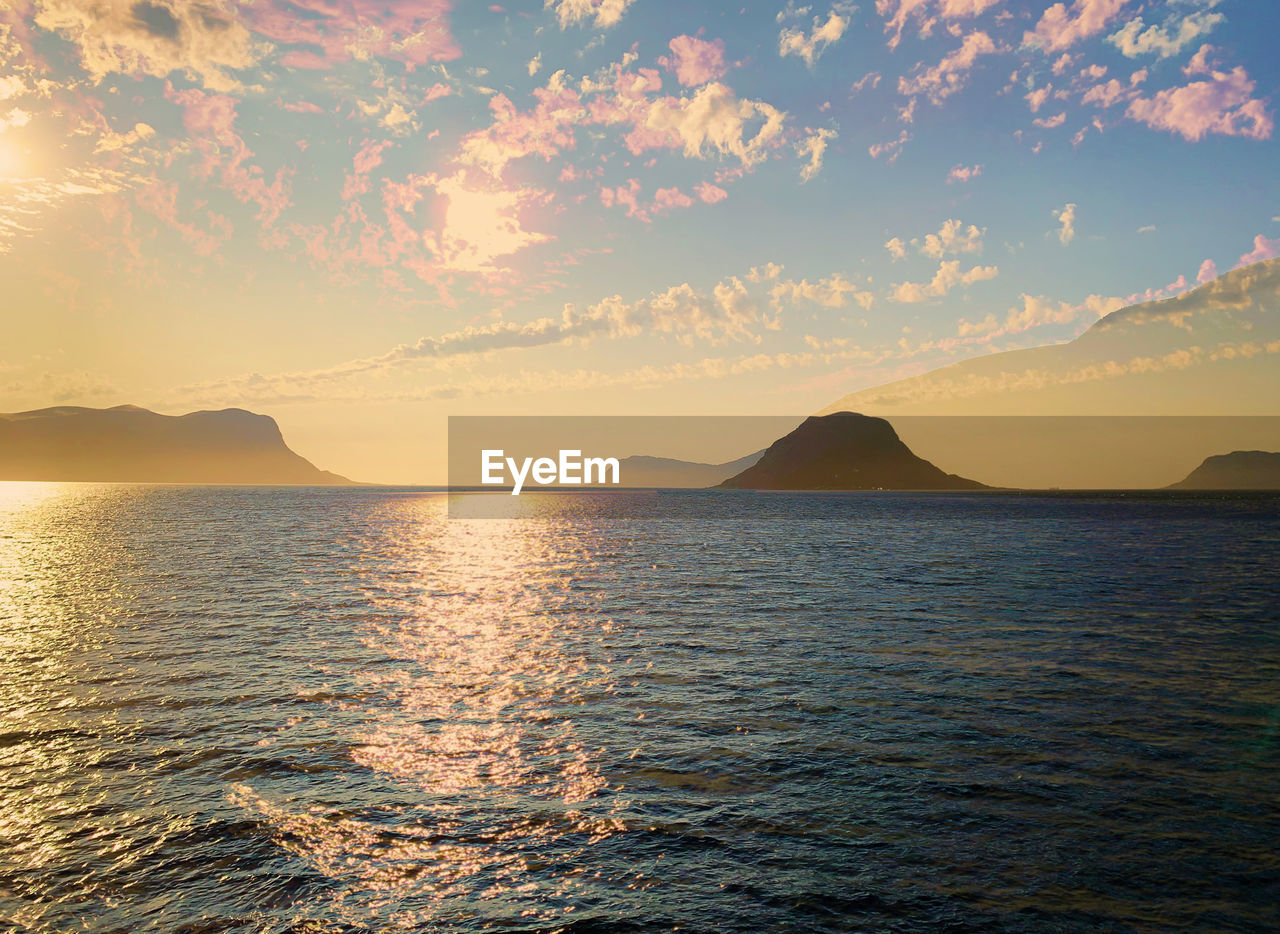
[
  {"left": 796, "top": 127, "right": 837, "bottom": 181},
  {"left": 779, "top": 6, "right": 851, "bottom": 66},
  {"left": 527, "top": 53, "right": 542, "bottom": 76},
  {"left": 891, "top": 260, "right": 998, "bottom": 302},
  {"left": 34, "top": 0, "right": 260, "bottom": 91},
  {"left": 1109, "top": 10, "right": 1224, "bottom": 59},
  {"left": 547, "top": 0, "right": 636, "bottom": 29},
  {"left": 1055, "top": 202, "right": 1077, "bottom": 244},
  {"left": 920, "top": 218, "right": 984, "bottom": 257},
  {"left": 642, "top": 82, "right": 787, "bottom": 167}
]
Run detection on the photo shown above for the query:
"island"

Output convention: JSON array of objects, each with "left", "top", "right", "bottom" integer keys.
[
  {"left": 719, "top": 412, "right": 988, "bottom": 490},
  {"left": 0, "top": 405, "right": 351, "bottom": 484},
  {"left": 1168, "top": 450, "right": 1280, "bottom": 490}
]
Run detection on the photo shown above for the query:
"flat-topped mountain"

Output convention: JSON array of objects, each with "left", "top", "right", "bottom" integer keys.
[
  {"left": 1169, "top": 450, "right": 1280, "bottom": 490},
  {"left": 719, "top": 412, "right": 987, "bottom": 490},
  {"left": 0, "top": 405, "right": 350, "bottom": 484}
]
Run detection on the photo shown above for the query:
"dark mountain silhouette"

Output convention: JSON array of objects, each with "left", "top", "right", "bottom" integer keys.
[
  {"left": 0, "top": 405, "right": 350, "bottom": 484},
  {"left": 1168, "top": 450, "right": 1280, "bottom": 490},
  {"left": 719, "top": 412, "right": 987, "bottom": 490},
  {"left": 618, "top": 450, "right": 763, "bottom": 487}
]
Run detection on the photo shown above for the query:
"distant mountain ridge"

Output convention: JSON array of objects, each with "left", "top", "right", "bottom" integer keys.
[
  {"left": 618, "top": 451, "right": 763, "bottom": 487},
  {"left": 720, "top": 412, "right": 987, "bottom": 490},
  {"left": 1169, "top": 450, "right": 1280, "bottom": 490},
  {"left": 0, "top": 405, "right": 350, "bottom": 484}
]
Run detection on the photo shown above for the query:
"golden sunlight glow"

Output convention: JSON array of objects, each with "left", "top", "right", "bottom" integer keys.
[
  {"left": 0, "top": 137, "right": 25, "bottom": 179},
  {"left": 429, "top": 172, "right": 549, "bottom": 272}
]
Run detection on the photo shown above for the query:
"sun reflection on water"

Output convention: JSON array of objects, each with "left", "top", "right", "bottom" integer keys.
[{"left": 233, "top": 501, "right": 630, "bottom": 927}]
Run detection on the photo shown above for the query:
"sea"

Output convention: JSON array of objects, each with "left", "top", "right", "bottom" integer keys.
[{"left": 1, "top": 484, "right": 1278, "bottom": 933}]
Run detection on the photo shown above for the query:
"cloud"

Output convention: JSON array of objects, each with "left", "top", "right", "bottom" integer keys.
[
  {"left": 851, "top": 71, "right": 881, "bottom": 93},
  {"left": 93, "top": 120, "right": 155, "bottom": 153},
  {"left": 1196, "top": 258, "right": 1218, "bottom": 284},
  {"left": 1109, "top": 9, "right": 1223, "bottom": 59},
  {"left": 695, "top": 181, "right": 728, "bottom": 204},
  {"left": 1024, "top": 0, "right": 1130, "bottom": 52},
  {"left": 426, "top": 171, "right": 552, "bottom": 272},
  {"left": 771, "top": 273, "right": 872, "bottom": 310},
  {"left": 165, "top": 83, "right": 293, "bottom": 225},
  {"left": 1033, "top": 111, "right": 1066, "bottom": 128},
  {"left": 746, "top": 262, "right": 784, "bottom": 282},
  {"left": 528, "top": 52, "right": 542, "bottom": 76},
  {"left": 1055, "top": 202, "right": 1076, "bottom": 244},
  {"left": 920, "top": 218, "right": 984, "bottom": 257},
  {"left": 458, "top": 72, "right": 587, "bottom": 178},
  {"left": 868, "top": 129, "right": 910, "bottom": 162},
  {"left": 548, "top": 0, "right": 635, "bottom": 29},
  {"left": 459, "top": 67, "right": 791, "bottom": 182},
  {"left": 898, "top": 30, "right": 997, "bottom": 105},
  {"left": 891, "top": 259, "right": 998, "bottom": 302},
  {"left": 34, "top": 0, "right": 260, "bottom": 90},
  {"left": 875, "top": 0, "right": 1002, "bottom": 51},
  {"left": 796, "top": 127, "right": 837, "bottom": 181},
  {"left": 663, "top": 35, "right": 727, "bottom": 87},
  {"left": 1025, "top": 85, "right": 1051, "bottom": 113},
  {"left": 885, "top": 237, "right": 907, "bottom": 260},
  {"left": 779, "top": 6, "right": 851, "bottom": 66},
  {"left": 1125, "top": 52, "right": 1272, "bottom": 141},
  {"left": 1237, "top": 234, "right": 1280, "bottom": 267},
  {"left": 947, "top": 163, "right": 982, "bottom": 182},
  {"left": 246, "top": 0, "right": 460, "bottom": 69},
  {"left": 638, "top": 82, "right": 787, "bottom": 167}
]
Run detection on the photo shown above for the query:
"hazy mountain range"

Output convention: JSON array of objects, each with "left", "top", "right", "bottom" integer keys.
[
  {"left": 2, "top": 261, "right": 1278, "bottom": 488},
  {"left": 823, "top": 258, "right": 1280, "bottom": 417}
]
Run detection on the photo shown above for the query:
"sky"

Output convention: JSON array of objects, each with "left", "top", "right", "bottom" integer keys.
[{"left": 1, "top": 0, "right": 1278, "bottom": 481}]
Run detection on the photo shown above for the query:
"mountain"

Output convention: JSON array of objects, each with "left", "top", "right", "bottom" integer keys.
[
  {"left": 618, "top": 450, "right": 763, "bottom": 487},
  {"left": 0, "top": 405, "right": 351, "bottom": 484},
  {"left": 719, "top": 412, "right": 987, "bottom": 490},
  {"left": 822, "top": 258, "right": 1280, "bottom": 417},
  {"left": 1169, "top": 451, "right": 1280, "bottom": 490}
]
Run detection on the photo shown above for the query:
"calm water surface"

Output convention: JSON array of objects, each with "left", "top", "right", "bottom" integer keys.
[{"left": 0, "top": 484, "right": 1278, "bottom": 932}]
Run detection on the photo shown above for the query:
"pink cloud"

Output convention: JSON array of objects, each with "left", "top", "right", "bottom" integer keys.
[
  {"left": 1196, "top": 258, "right": 1218, "bottom": 284},
  {"left": 1024, "top": 0, "right": 1129, "bottom": 52},
  {"left": 135, "top": 179, "right": 233, "bottom": 256},
  {"left": 165, "top": 83, "right": 293, "bottom": 225},
  {"left": 876, "top": 0, "right": 1002, "bottom": 51},
  {"left": 898, "top": 30, "right": 997, "bottom": 104},
  {"left": 1123, "top": 273, "right": 1189, "bottom": 306},
  {"left": 662, "top": 35, "right": 727, "bottom": 87},
  {"left": 459, "top": 79, "right": 588, "bottom": 178},
  {"left": 1081, "top": 78, "right": 1136, "bottom": 108},
  {"left": 342, "top": 139, "right": 395, "bottom": 200},
  {"left": 1033, "top": 112, "right": 1066, "bottom": 128},
  {"left": 695, "top": 181, "right": 728, "bottom": 203},
  {"left": 1126, "top": 59, "right": 1273, "bottom": 141},
  {"left": 652, "top": 186, "right": 694, "bottom": 213},
  {"left": 1237, "top": 234, "right": 1280, "bottom": 267},
  {"left": 247, "top": 0, "right": 461, "bottom": 69},
  {"left": 947, "top": 163, "right": 982, "bottom": 183},
  {"left": 277, "top": 99, "right": 325, "bottom": 114}
]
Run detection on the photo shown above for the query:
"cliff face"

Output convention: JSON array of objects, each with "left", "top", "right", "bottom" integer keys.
[
  {"left": 0, "top": 405, "right": 350, "bottom": 484},
  {"left": 719, "top": 412, "right": 987, "bottom": 490},
  {"left": 1169, "top": 450, "right": 1280, "bottom": 490}
]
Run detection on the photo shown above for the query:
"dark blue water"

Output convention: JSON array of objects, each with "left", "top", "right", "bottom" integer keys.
[{"left": 1, "top": 484, "right": 1278, "bottom": 932}]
